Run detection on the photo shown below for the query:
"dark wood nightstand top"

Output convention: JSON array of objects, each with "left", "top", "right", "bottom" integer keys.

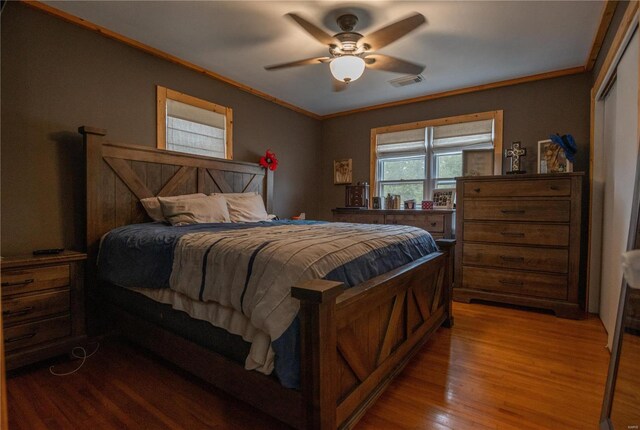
[{"left": 1, "top": 250, "right": 87, "bottom": 270}]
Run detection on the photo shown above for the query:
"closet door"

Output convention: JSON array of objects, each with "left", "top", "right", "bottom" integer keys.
[{"left": 600, "top": 31, "right": 639, "bottom": 349}]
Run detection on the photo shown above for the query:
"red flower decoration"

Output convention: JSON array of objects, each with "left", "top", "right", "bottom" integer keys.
[{"left": 259, "top": 150, "right": 278, "bottom": 171}]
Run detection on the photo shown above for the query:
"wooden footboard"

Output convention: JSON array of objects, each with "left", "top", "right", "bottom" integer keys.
[
  {"left": 293, "top": 240, "right": 454, "bottom": 429},
  {"left": 81, "top": 126, "right": 454, "bottom": 430}
]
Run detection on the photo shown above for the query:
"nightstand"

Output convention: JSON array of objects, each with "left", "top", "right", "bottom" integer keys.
[{"left": 1, "top": 251, "right": 87, "bottom": 370}]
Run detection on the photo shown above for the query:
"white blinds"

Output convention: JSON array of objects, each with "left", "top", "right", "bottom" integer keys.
[
  {"left": 166, "top": 99, "right": 226, "bottom": 158},
  {"left": 432, "top": 119, "right": 493, "bottom": 148},
  {"left": 376, "top": 128, "right": 426, "bottom": 156}
]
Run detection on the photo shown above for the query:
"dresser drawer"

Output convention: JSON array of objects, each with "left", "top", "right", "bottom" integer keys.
[
  {"left": 464, "top": 178, "right": 571, "bottom": 198},
  {"left": 4, "top": 315, "right": 71, "bottom": 352},
  {"left": 3, "top": 289, "right": 70, "bottom": 325},
  {"left": 385, "top": 213, "right": 444, "bottom": 233},
  {"left": 463, "top": 222, "right": 570, "bottom": 246},
  {"left": 462, "top": 266, "right": 567, "bottom": 300},
  {"left": 464, "top": 200, "right": 571, "bottom": 222},
  {"left": 2, "top": 264, "right": 70, "bottom": 297},
  {"left": 463, "top": 243, "right": 568, "bottom": 274},
  {"left": 334, "top": 214, "right": 385, "bottom": 224}
]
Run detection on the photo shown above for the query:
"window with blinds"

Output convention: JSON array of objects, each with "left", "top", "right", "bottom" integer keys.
[
  {"left": 376, "top": 128, "right": 428, "bottom": 204},
  {"left": 431, "top": 118, "right": 494, "bottom": 189},
  {"left": 372, "top": 112, "right": 501, "bottom": 204},
  {"left": 157, "top": 86, "right": 233, "bottom": 159}
]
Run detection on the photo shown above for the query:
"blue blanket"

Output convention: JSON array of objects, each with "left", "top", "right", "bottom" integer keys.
[{"left": 98, "top": 220, "right": 438, "bottom": 388}]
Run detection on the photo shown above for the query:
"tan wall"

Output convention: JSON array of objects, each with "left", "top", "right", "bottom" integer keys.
[{"left": 1, "top": 3, "right": 322, "bottom": 255}]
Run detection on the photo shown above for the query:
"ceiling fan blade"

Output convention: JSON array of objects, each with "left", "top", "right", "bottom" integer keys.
[
  {"left": 265, "top": 57, "right": 331, "bottom": 70},
  {"left": 332, "top": 79, "right": 348, "bottom": 92},
  {"left": 287, "top": 13, "right": 338, "bottom": 46},
  {"left": 364, "top": 54, "right": 425, "bottom": 75},
  {"left": 360, "top": 13, "right": 426, "bottom": 51}
]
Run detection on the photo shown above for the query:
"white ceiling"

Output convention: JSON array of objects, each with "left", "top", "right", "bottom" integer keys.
[{"left": 44, "top": 1, "right": 605, "bottom": 116}]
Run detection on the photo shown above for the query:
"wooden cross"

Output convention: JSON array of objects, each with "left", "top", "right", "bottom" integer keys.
[{"left": 505, "top": 141, "right": 526, "bottom": 174}]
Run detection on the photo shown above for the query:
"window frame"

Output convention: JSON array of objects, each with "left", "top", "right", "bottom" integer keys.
[
  {"left": 156, "top": 85, "right": 233, "bottom": 159},
  {"left": 370, "top": 110, "right": 503, "bottom": 205}
]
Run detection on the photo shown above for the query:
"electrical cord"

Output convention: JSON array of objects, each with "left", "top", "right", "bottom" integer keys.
[{"left": 49, "top": 342, "right": 100, "bottom": 376}]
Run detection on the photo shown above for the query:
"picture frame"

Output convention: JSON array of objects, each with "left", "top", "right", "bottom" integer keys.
[
  {"left": 462, "top": 149, "right": 494, "bottom": 176},
  {"left": 537, "top": 139, "right": 573, "bottom": 174},
  {"left": 432, "top": 188, "right": 456, "bottom": 209},
  {"left": 333, "top": 158, "right": 352, "bottom": 185}
]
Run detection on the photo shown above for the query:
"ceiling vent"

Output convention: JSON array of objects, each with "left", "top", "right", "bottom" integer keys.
[{"left": 389, "top": 74, "right": 424, "bottom": 88}]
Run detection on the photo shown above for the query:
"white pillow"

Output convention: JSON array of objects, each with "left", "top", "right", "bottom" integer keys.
[
  {"left": 214, "top": 192, "right": 269, "bottom": 223},
  {"left": 159, "top": 194, "right": 230, "bottom": 226},
  {"left": 141, "top": 193, "right": 207, "bottom": 222}
]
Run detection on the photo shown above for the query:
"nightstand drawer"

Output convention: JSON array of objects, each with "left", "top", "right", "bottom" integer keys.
[
  {"left": 1, "top": 264, "right": 70, "bottom": 297},
  {"left": 463, "top": 178, "right": 571, "bottom": 198},
  {"left": 385, "top": 214, "right": 444, "bottom": 232},
  {"left": 4, "top": 315, "right": 71, "bottom": 352},
  {"left": 463, "top": 243, "right": 568, "bottom": 274},
  {"left": 3, "top": 289, "right": 70, "bottom": 325},
  {"left": 462, "top": 266, "right": 567, "bottom": 300},
  {"left": 464, "top": 200, "right": 570, "bottom": 222},
  {"left": 463, "top": 222, "right": 570, "bottom": 246}
]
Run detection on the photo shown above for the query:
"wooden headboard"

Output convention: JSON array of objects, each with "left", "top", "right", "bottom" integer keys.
[{"left": 80, "top": 125, "right": 273, "bottom": 270}]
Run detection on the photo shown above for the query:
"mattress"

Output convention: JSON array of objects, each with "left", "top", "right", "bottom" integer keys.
[{"left": 97, "top": 220, "right": 438, "bottom": 388}]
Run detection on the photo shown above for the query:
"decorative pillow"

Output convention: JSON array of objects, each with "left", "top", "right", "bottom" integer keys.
[
  {"left": 140, "top": 193, "right": 207, "bottom": 222},
  {"left": 214, "top": 192, "right": 269, "bottom": 223},
  {"left": 159, "top": 194, "right": 230, "bottom": 226}
]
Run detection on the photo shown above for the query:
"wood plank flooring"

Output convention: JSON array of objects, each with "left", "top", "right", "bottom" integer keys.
[{"left": 6, "top": 302, "right": 610, "bottom": 429}]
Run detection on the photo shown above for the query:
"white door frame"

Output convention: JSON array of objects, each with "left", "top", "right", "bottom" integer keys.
[{"left": 588, "top": 8, "right": 639, "bottom": 315}]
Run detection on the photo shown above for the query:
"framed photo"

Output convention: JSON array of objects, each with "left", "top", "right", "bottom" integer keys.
[
  {"left": 462, "top": 149, "right": 494, "bottom": 176},
  {"left": 432, "top": 188, "right": 456, "bottom": 209},
  {"left": 538, "top": 139, "right": 573, "bottom": 173},
  {"left": 334, "top": 158, "right": 352, "bottom": 185}
]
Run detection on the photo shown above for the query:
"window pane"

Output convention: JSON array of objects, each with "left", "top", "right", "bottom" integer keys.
[
  {"left": 435, "top": 153, "right": 462, "bottom": 179},
  {"left": 381, "top": 183, "right": 424, "bottom": 203},
  {"left": 381, "top": 157, "right": 425, "bottom": 181}
]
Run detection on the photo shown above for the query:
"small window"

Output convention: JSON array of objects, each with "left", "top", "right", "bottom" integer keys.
[{"left": 157, "top": 86, "right": 233, "bottom": 159}]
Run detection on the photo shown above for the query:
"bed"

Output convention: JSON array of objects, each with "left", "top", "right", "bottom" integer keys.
[{"left": 81, "top": 126, "right": 455, "bottom": 429}]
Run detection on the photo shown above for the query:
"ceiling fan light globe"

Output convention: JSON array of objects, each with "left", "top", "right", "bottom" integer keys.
[{"left": 330, "top": 56, "right": 365, "bottom": 83}]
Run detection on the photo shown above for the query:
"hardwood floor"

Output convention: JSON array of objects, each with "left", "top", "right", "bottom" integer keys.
[{"left": 6, "top": 302, "right": 610, "bottom": 429}]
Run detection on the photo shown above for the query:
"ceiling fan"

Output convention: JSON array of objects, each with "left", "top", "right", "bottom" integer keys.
[{"left": 265, "top": 12, "right": 427, "bottom": 89}]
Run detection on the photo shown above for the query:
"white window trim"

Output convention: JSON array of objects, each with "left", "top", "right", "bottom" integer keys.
[
  {"left": 370, "top": 111, "right": 503, "bottom": 205},
  {"left": 156, "top": 85, "right": 233, "bottom": 160}
]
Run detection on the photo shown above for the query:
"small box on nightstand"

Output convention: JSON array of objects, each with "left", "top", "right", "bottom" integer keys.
[{"left": 345, "top": 183, "right": 369, "bottom": 208}]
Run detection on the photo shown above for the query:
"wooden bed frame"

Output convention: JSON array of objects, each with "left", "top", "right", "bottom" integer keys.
[{"left": 81, "top": 126, "right": 455, "bottom": 430}]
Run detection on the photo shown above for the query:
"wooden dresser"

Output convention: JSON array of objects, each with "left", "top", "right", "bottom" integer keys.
[
  {"left": 455, "top": 173, "right": 583, "bottom": 318},
  {"left": 332, "top": 208, "right": 454, "bottom": 239},
  {"left": 1, "top": 251, "right": 87, "bottom": 370}
]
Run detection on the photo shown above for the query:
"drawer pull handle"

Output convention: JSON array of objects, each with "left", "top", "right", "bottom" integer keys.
[
  {"left": 473, "top": 188, "right": 481, "bottom": 193},
  {"left": 3, "top": 307, "right": 34, "bottom": 317},
  {"left": 1, "top": 279, "right": 34, "bottom": 287},
  {"left": 499, "top": 279, "right": 524, "bottom": 286},
  {"left": 500, "top": 255, "right": 524, "bottom": 262},
  {"left": 6, "top": 332, "right": 36, "bottom": 344},
  {"left": 550, "top": 186, "right": 559, "bottom": 190},
  {"left": 500, "top": 210, "right": 525, "bottom": 214},
  {"left": 500, "top": 232, "right": 525, "bottom": 237},
  {"left": 430, "top": 222, "right": 437, "bottom": 226}
]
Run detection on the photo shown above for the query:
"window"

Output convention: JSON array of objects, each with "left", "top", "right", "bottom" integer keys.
[
  {"left": 157, "top": 86, "right": 233, "bottom": 159},
  {"left": 371, "top": 111, "right": 503, "bottom": 204}
]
